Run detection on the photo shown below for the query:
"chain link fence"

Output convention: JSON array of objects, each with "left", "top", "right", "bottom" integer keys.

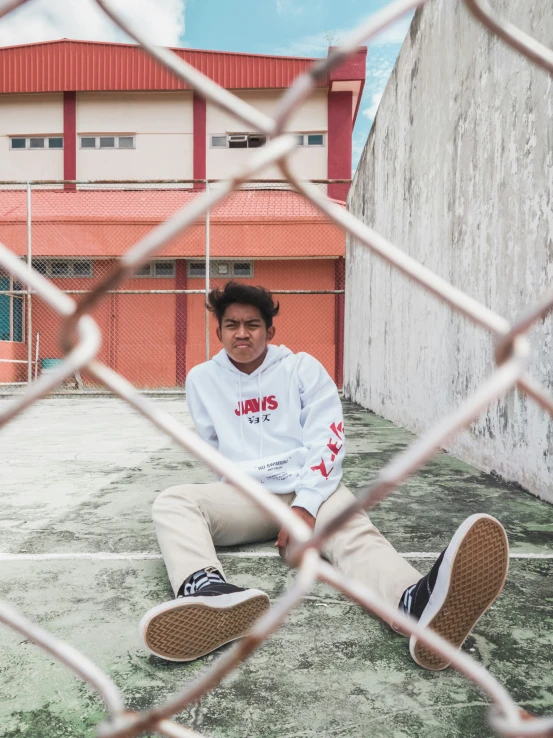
[
  {"left": 0, "top": 180, "right": 345, "bottom": 390},
  {"left": 0, "top": 0, "right": 553, "bottom": 737}
]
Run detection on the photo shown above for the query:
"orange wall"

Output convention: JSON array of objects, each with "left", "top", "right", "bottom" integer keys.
[
  {"left": 0, "top": 341, "right": 26, "bottom": 383},
  {"left": 31, "top": 262, "right": 177, "bottom": 389},
  {"left": 22, "top": 257, "right": 337, "bottom": 388},
  {"left": 186, "top": 259, "right": 337, "bottom": 380}
]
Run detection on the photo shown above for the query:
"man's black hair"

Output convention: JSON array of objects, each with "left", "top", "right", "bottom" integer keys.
[{"left": 207, "top": 281, "right": 280, "bottom": 329}]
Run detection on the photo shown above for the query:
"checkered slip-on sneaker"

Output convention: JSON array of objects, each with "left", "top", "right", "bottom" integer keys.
[
  {"left": 409, "top": 513, "right": 509, "bottom": 670},
  {"left": 139, "top": 582, "right": 271, "bottom": 662}
]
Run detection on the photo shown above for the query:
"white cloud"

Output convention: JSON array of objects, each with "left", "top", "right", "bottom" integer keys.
[
  {"left": 271, "top": 13, "right": 412, "bottom": 57},
  {"left": 362, "top": 91, "right": 383, "bottom": 120},
  {"left": 0, "top": 0, "right": 186, "bottom": 48},
  {"left": 276, "top": 0, "right": 304, "bottom": 16},
  {"left": 361, "top": 48, "right": 395, "bottom": 121},
  {"left": 271, "top": 28, "right": 348, "bottom": 56},
  {"left": 371, "top": 14, "right": 412, "bottom": 46},
  {"left": 369, "top": 58, "right": 394, "bottom": 80}
]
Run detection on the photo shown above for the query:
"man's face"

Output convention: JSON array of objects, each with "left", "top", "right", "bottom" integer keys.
[{"left": 217, "top": 303, "right": 275, "bottom": 364}]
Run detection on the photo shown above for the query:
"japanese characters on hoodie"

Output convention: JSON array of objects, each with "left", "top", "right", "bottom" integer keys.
[{"left": 185, "top": 344, "right": 345, "bottom": 517}]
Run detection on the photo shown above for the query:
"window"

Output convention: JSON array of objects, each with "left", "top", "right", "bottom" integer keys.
[
  {"left": 0, "top": 271, "right": 24, "bottom": 342},
  {"left": 187, "top": 260, "right": 254, "bottom": 279},
  {"left": 80, "top": 135, "right": 136, "bottom": 149},
  {"left": 154, "top": 261, "right": 175, "bottom": 277},
  {"left": 233, "top": 262, "right": 253, "bottom": 277},
  {"left": 247, "top": 134, "right": 266, "bottom": 148},
  {"left": 134, "top": 261, "right": 175, "bottom": 278},
  {"left": 210, "top": 134, "right": 267, "bottom": 149},
  {"left": 72, "top": 260, "right": 93, "bottom": 277},
  {"left": 33, "top": 260, "right": 94, "bottom": 278},
  {"left": 51, "top": 261, "right": 70, "bottom": 277},
  {"left": 211, "top": 135, "right": 227, "bottom": 148},
  {"left": 188, "top": 262, "right": 207, "bottom": 278},
  {"left": 10, "top": 136, "right": 64, "bottom": 150},
  {"left": 295, "top": 133, "right": 325, "bottom": 147},
  {"left": 118, "top": 136, "right": 134, "bottom": 149},
  {"left": 228, "top": 135, "right": 248, "bottom": 149},
  {"left": 307, "top": 133, "right": 324, "bottom": 147},
  {"left": 228, "top": 136, "right": 248, "bottom": 149}
]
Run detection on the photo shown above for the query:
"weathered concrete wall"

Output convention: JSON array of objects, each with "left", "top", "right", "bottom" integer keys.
[{"left": 345, "top": 0, "right": 553, "bottom": 502}]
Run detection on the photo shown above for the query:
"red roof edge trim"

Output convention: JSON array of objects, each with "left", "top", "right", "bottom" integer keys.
[{"left": 0, "top": 37, "right": 320, "bottom": 62}]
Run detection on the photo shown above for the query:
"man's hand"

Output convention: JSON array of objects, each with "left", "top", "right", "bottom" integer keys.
[{"left": 275, "top": 506, "right": 316, "bottom": 560}]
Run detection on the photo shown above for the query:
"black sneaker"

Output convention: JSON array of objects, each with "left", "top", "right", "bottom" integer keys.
[
  {"left": 139, "top": 582, "right": 270, "bottom": 662},
  {"left": 409, "top": 513, "right": 509, "bottom": 670}
]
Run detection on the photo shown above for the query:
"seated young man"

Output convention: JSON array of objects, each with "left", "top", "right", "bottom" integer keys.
[{"left": 140, "top": 282, "right": 509, "bottom": 669}]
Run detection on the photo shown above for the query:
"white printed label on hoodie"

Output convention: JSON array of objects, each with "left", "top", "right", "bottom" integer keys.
[{"left": 236, "top": 448, "right": 307, "bottom": 489}]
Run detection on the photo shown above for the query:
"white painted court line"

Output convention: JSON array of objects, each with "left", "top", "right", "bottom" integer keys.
[
  {"left": 402, "top": 552, "right": 553, "bottom": 559},
  {"left": 0, "top": 551, "right": 551, "bottom": 561}
]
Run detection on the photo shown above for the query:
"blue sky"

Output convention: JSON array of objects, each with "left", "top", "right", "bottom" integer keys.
[
  {"left": 0, "top": 0, "right": 412, "bottom": 173},
  {"left": 182, "top": 0, "right": 412, "bottom": 172}
]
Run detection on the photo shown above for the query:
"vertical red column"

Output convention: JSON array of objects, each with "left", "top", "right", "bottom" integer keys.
[
  {"left": 176, "top": 260, "right": 187, "bottom": 386},
  {"left": 63, "top": 92, "right": 77, "bottom": 192},
  {"left": 327, "top": 91, "right": 352, "bottom": 202},
  {"left": 193, "top": 92, "right": 207, "bottom": 190},
  {"left": 334, "top": 257, "right": 345, "bottom": 389}
]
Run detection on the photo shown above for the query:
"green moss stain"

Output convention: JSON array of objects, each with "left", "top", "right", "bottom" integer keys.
[{"left": 2, "top": 704, "right": 103, "bottom": 738}]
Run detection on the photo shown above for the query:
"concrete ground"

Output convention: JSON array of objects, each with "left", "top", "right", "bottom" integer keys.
[{"left": 0, "top": 396, "right": 552, "bottom": 738}]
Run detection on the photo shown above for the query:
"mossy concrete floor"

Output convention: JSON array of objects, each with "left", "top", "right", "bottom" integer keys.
[{"left": 1, "top": 396, "right": 552, "bottom": 738}]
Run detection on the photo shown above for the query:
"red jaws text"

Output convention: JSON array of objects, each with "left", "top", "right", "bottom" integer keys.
[{"left": 235, "top": 395, "right": 278, "bottom": 416}]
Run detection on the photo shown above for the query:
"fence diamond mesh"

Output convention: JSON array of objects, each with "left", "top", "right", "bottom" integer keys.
[{"left": 0, "top": 0, "right": 553, "bottom": 737}]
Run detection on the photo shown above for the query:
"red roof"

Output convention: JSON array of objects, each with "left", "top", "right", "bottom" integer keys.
[
  {"left": 0, "top": 39, "right": 326, "bottom": 93},
  {"left": 0, "top": 189, "right": 345, "bottom": 258},
  {"left": 0, "top": 188, "right": 339, "bottom": 222}
]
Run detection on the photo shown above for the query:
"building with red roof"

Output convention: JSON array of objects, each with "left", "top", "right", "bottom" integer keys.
[{"left": 0, "top": 39, "right": 365, "bottom": 387}]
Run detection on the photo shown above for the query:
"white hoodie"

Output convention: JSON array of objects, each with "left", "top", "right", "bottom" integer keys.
[{"left": 185, "top": 344, "right": 345, "bottom": 517}]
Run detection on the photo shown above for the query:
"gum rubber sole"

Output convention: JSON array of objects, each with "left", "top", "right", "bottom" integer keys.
[
  {"left": 411, "top": 516, "right": 509, "bottom": 670},
  {"left": 144, "top": 593, "right": 270, "bottom": 661}
]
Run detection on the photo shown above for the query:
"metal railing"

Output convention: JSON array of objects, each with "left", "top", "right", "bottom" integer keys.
[{"left": 0, "top": 0, "right": 552, "bottom": 737}]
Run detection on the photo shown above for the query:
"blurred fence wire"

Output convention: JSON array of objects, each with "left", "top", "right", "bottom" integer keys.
[{"left": 1, "top": 0, "right": 553, "bottom": 736}]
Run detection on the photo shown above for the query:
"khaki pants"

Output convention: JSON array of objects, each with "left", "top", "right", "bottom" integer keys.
[{"left": 152, "top": 482, "right": 421, "bottom": 623}]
